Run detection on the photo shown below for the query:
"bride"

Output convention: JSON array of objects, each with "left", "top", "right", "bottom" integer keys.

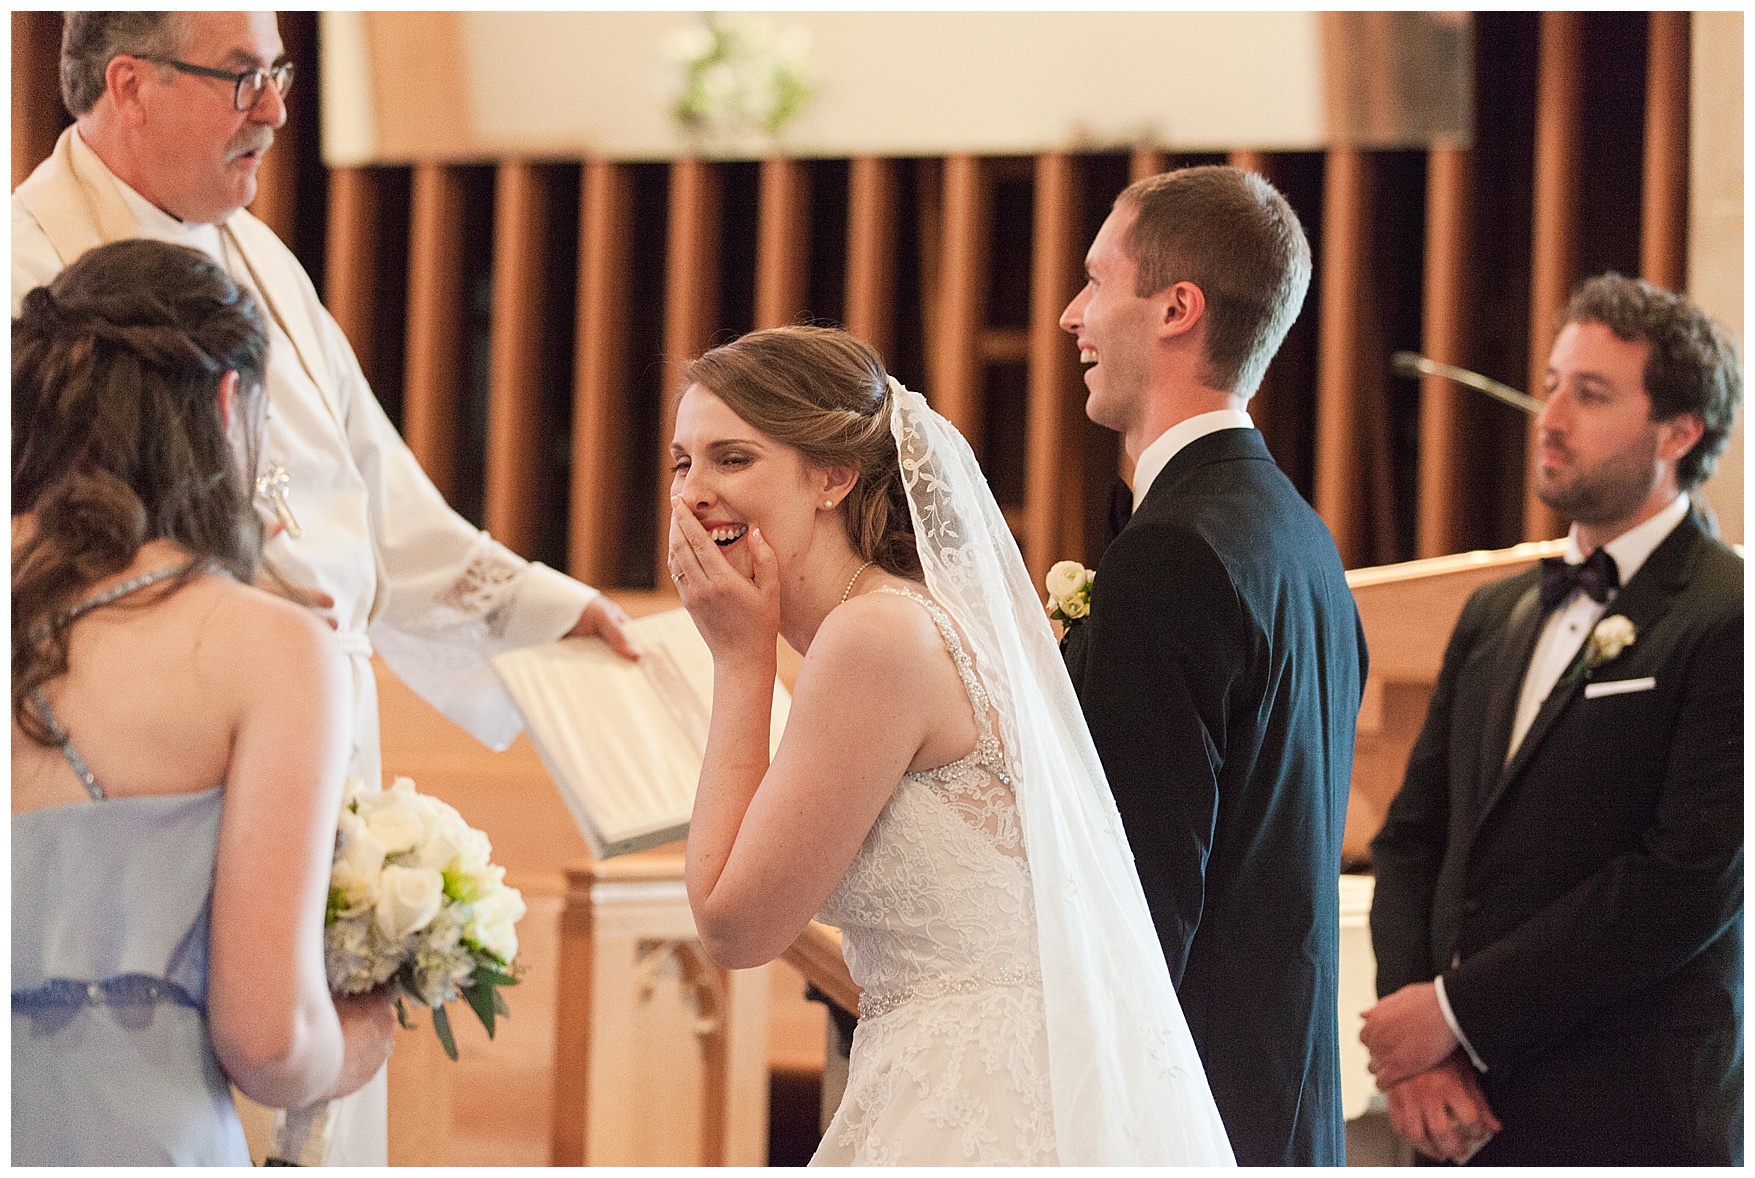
[{"left": 668, "top": 325, "right": 1233, "bottom": 1165}]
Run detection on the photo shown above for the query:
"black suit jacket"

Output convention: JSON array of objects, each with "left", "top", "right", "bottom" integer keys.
[
  {"left": 1369, "top": 511, "right": 1744, "bottom": 1165},
  {"left": 1063, "top": 428, "right": 1367, "bottom": 1166}
]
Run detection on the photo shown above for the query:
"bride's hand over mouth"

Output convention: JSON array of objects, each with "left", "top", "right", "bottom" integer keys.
[{"left": 669, "top": 494, "right": 780, "bottom": 663}]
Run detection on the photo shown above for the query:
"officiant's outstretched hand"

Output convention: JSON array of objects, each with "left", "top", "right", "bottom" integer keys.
[{"left": 568, "top": 594, "right": 641, "bottom": 658}]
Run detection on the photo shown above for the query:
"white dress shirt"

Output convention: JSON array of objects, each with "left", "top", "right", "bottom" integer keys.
[
  {"left": 1436, "top": 490, "right": 1691, "bottom": 1071},
  {"left": 1130, "top": 409, "right": 1256, "bottom": 512},
  {"left": 1505, "top": 491, "right": 1690, "bottom": 762}
]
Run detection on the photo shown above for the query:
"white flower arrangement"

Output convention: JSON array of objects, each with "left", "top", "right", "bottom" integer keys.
[
  {"left": 1561, "top": 614, "right": 1638, "bottom": 689},
  {"left": 1045, "top": 560, "right": 1095, "bottom": 623},
  {"left": 664, "top": 14, "right": 816, "bottom": 146},
  {"left": 326, "top": 775, "right": 525, "bottom": 1060}
]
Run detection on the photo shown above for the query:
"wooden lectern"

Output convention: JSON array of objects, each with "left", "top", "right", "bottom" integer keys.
[{"left": 1342, "top": 538, "right": 1565, "bottom": 860}]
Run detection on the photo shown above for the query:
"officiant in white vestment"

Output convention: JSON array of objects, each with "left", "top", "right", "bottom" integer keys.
[{"left": 11, "top": 12, "right": 639, "bottom": 1165}]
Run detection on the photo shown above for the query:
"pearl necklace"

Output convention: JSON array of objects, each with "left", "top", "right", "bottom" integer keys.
[{"left": 840, "top": 559, "right": 874, "bottom": 604}]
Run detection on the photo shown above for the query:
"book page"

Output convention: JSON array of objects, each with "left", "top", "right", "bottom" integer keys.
[{"left": 492, "top": 609, "right": 791, "bottom": 858}]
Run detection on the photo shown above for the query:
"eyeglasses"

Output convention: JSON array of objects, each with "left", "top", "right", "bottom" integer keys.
[{"left": 137, "top": 56, "right": 294, "bottom": 113}]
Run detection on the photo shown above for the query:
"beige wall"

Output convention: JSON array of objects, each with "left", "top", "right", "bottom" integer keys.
[
  {"left": 1689, "top": 11, "right": 1743, "bottom": 546},
  {"left": 318, "top": 12, "right": 1462, "bottom": 165}
]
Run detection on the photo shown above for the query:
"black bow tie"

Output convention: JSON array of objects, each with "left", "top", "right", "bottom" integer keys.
[{"left": 1538, "top": 547, "right": 1620, "bottom": 613}]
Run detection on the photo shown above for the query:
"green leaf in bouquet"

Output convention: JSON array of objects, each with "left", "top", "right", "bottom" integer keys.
[
  {"left": 492, "top": 988, "right": 509, "bottom": 1018},
  {"left": 462, "top": 976, "right": 498, "bottom": 1039},
  {"left": 472, "top": 963, "right": 519, "bottom": 988},
  {"left": 432, "top": 1002, "right": 459, "bottom": 1061},
  {"left": 394, "top": 996, "right": 415, "bottom": 1031}
]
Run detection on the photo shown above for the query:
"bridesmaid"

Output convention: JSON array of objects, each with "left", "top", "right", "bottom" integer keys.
[{"left": 11, "top": 240, "right": 395, "bottom": 1164}]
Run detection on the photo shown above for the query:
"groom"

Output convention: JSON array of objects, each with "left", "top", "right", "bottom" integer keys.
[{"left": 1059, "top": 166, "right": 1367, "bottom": 1165}]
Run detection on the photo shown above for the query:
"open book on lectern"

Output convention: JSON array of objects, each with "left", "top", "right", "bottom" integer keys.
[{"left": 491, "top": 608, "right": 791, "bottom": 859}]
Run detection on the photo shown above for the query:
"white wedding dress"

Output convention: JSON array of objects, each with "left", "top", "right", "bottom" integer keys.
[
  {"left": 807, "top": 381, "right": 1233, "bottom": 1166},
  {"left": 813, "top": 586, "right": 1055, "bottom": 1164}
]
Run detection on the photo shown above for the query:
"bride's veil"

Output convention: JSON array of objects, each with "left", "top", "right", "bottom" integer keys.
[{"left": 888, "top": 378, "right": 1235, "bottom": 1165}]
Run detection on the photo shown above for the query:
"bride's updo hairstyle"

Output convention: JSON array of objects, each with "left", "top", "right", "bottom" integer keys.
[
  {"left": 12, "top": 239, "right": 269, "bottom": 745},
  {"left": 684, "top": 325, "right": 921, "bottom": 578}
]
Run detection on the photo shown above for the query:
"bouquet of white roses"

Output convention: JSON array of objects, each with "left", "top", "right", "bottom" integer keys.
[{"left": 325, "top": 775, "right": 525, "bottom": 1060}]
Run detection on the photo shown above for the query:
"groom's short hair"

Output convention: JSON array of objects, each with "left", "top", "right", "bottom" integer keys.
[{"left": 1118, "top": 166, "right": 1311, "bottom": 398}]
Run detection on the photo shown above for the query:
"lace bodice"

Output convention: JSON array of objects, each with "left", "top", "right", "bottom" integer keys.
[
  {"left": 815, "top": 585, "right": 1038, "bottom": 1007},
  {"left": 812, "top": 587, "right": 1054, "bottom": 1165}
]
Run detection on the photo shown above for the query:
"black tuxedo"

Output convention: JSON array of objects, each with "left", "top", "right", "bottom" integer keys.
[
  {"left": 1369, "top": 511, "right": 1743, "bottom": 1165},
  {"left": 1063, "top": 428, "right": 1367, "bottom": 1166}
]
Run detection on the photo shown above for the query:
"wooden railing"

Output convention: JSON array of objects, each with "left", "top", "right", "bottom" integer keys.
[{"left": 1343, "top": 537, "right": 1566, "bottom": 858}]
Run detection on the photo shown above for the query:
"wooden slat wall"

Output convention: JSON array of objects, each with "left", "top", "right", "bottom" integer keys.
[
  {"left": 484, "top": 162, "right": 548, "bottom": 558},
  {"left": 1641, "top": 12, "right": 1690, "bottom": 290},
  {"left": 403, "top": 164, "right": 467, "bottom": 505},
  {"left": 323, "top": 168, "right": 381, "bottom": 379},
  {"left": 12, "top": 12, "right": 69, "bottom": 191},
  {"left": 572, "top": 160, "right": 634, "bottom": 586},
  {"left": 8, "top": 15, "right": 1700, "bottom": 583},
  {"left": 1314, "top": 148, "right": 1371, "bottom": 569},
  {"left": 930, "top": 156, "right": 988, "bottom": 451},
  {"left": 1130, "top": 149, "right": 1167, "bottom": 183},
  {"left": 1024, "top": 153, "right": 1083, "bottom": 581},
  {"left": 844, "top": 157, "right": 898, "bottom": 359},
  {"left": 1524, "top": 11, "right": 1583, "bottom": 543},
  {"left": 659, "top": 160, "right": 722, "bottom": 580},
  {"left": 1417, "top": 146, "right": 1473, "bottom": 559},
  {"left": 756, "top": 158, "right": 811, "bottom": 329}
]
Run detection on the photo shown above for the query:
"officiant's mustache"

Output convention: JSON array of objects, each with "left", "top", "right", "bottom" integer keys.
[{"left": 228, "top": 128, "right": 274, "bottom": 162}]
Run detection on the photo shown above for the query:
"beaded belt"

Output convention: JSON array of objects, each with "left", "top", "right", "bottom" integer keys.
[
  {"left": 857, "top": 966, "right": 1042, "bottom": 1020},
  {"left": 13, "top": 974, "right": 200, "bottom": 1014}
]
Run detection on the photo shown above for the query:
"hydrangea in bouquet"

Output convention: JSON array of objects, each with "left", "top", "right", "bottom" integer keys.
[{"left": 325, "top": 776, "right": 525, "bottom": 1060}]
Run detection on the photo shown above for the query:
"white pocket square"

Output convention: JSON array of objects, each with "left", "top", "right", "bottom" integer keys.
[{"left": 1584, "top": 676, "right": 1656, "bottom": 699}]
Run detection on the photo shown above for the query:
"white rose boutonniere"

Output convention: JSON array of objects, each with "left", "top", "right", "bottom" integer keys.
[
  {"left": 1045, "top": 560, "right": 1095, "bottom": 624},
  {"left": 1561, "top": 614, "right": 1637, "bottom": 687}
]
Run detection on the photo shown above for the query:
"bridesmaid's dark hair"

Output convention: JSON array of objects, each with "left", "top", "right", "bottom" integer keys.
[
  {"left": 12, "top": 239, "right": 269, "bottom": 745},
  {"left": 683, "top": 326, "right": 921, "bottom": 579}
]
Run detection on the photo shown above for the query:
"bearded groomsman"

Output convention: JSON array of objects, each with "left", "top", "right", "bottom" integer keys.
[
  {"left": 1363, "top": 274, "right": 1743, "bottom": 1165},
  {"left": 13, "top": 12, "right": 640, "bottom": 1165},
  {"left": 1059, "top": 166, "right": 1368, "bottom": 1165}
]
